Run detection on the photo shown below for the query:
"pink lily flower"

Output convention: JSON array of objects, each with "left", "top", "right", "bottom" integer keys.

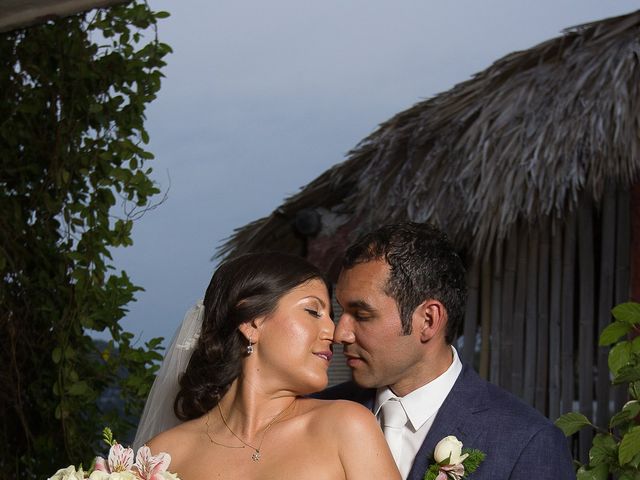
[
  {"left": 134, "top": 445, "right": 171, "bottom": 480},
  {"left": 95, "top": 443, "right": 134, "bottom": 473}
]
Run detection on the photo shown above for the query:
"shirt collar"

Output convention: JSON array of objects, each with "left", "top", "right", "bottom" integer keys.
[{"left": 374, "top": 346, "right": 463, "bottom": 432}]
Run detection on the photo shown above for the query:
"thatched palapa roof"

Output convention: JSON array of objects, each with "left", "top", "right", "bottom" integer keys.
[
  {"left": 0, "top": 0, "right": 128, "bottom": 32},
  {"left": 218, "top": 10, "right": 640, "bottom": 267}
]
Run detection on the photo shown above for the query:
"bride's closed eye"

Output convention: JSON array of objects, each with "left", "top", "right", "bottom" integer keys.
[{"left": 304, "top": 308, "right": 322, "bottom": 318}]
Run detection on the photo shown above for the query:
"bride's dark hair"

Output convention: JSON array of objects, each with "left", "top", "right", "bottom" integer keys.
[{"left": 174, "top": 252, "right": 328, "bottom": 420}]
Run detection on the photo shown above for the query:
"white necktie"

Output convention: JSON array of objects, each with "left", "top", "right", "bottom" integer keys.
[{"left": 380, "top": 398, "right": 407, "bottom": 467}]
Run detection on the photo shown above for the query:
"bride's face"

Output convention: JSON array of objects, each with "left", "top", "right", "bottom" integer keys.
[{"left": 253, "top": 278, "right": 334, "bottom": 394}]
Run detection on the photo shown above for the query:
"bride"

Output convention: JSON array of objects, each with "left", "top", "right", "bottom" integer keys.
[{"left": 136, "top": 252, "right": 400, "bottom": 479}]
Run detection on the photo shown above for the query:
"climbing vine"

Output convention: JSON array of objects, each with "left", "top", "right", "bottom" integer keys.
[{"left": 0, "top": 2, "right": 170, "bottom": 478}]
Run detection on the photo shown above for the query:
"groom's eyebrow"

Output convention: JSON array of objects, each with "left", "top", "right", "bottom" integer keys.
[{"left": 345, "top": 300, "right": 374, "bottom": 312}]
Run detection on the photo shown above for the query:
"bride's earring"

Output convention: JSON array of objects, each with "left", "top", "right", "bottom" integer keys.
[{"left": 246, "top": 333, "right": 254, "bottom": 355}]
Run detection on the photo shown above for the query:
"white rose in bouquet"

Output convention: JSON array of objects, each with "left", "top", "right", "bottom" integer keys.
[{"left": 48, "top": 465, "right": 85, "bottom": 480}]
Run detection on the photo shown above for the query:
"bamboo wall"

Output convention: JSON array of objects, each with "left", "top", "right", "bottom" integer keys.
[{"left": 460, "top": 185, "right": 631, "bottom": 462}]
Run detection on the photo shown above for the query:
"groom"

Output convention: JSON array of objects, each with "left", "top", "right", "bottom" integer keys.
[{"left": 318, "top": 222, "right": 575, "bottom": 479}]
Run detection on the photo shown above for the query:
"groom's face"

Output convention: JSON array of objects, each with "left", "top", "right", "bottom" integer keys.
[{"left": 334, "top": 259, "right": 425, "bottom": 395}]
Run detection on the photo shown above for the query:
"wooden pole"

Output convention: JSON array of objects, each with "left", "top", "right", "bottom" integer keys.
[
  {"left": 512, "top": 225, "right": 528, "bottom": 398},
  {"left": 500, "top": 229, "right": 518, "bottom": 392},
  {"left": 479, "top": 259, "right": 492, "bottom": 379},
  {"left": 614, "top": 188, "right": 631, "bottom": 412},
  {"left": 463, "top": 259, "right": 480, "bottom": 366},
  {"left": 548, "top": 222, "right": 563, "bottom": 421},
  {"left": 596, "top": 183, "right": 616, "bottom": 428},
  {"left": 523, "top": 228, "right": 539, "bottom": 406},
  {"left": 561, "top": 212, "right": 576, "bottom": 417},
  {"left": 577, "top": 195, "right": 595, "bottom": 462},
  {"left": 535, "top": 218, "right": 550, "bottom": 415},
  {"left": 490, "top": 241, "right": 504, "bottom": 385},
  {"left": 631, "top": 182, "right": 640, "bottom": 302}
]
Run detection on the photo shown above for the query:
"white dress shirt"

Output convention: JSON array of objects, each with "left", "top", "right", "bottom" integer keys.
[{"left": 374, "top": 347, "right": 463, "bottom": 479}]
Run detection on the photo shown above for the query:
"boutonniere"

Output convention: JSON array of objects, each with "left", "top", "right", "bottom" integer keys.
[{"left": 423, "top": 436, "right": 485, "bottom": 480}]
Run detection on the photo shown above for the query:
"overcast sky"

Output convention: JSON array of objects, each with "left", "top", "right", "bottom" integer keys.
[{"left": 106, "top": 1, "right": 640, "bottom": 347}]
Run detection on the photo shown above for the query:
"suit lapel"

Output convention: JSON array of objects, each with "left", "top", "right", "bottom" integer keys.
[
  {"left": 407, "top": 366, "right": 489, "bottom": 480},
  {"left": 361, "top": 392, "right": 375, "bottom": 412}
]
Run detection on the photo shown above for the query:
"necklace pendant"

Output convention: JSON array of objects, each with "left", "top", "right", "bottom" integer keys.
[{"left": 252, "top": 451, "right": 261, "bottom": 462}]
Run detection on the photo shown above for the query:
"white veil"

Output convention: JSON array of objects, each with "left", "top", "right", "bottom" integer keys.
[{"left": 133, "top": 301, "right": 204, "bottom": 449}]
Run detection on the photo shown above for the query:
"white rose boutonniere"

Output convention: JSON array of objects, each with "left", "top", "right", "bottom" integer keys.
[{"left": 424, "top": 436, "right": 485, "bottom": 480}]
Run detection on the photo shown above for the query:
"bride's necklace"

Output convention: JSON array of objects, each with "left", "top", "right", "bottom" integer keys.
[{"left": 207, "top": 398, "right": 297, "bottom": 462}]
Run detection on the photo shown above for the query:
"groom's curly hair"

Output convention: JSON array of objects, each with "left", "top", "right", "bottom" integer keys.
[{"left": 174, "top": 251, "right": 328, "bottom": 421}]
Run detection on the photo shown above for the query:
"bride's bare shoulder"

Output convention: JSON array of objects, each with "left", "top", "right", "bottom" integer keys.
[
  {"left": 145, "top": 417, "right": 202, "bottom": 456},
  {"left": 302, "top": 398, "right": 378, "bottom": 433}
]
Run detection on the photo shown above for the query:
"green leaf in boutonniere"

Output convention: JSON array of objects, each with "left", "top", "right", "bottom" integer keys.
[{"left": 462, "top": 449, "right": 486, "bottom": 475}]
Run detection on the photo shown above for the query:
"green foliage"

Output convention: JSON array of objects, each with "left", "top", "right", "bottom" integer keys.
[
  {"left": 555, "top": 302, "right": 640, "bottom": 480},
  {"left": 0, "top": 2, "right": 170, "bottom": 478},
  {"left": 423, "top": 449, "right": 486, "bottom": 480},
  {"left": 461, "top": 449, "right": 485, "bottom": 475},
  {"left": 102, "top": 427, "right": 115, "bottom": 447}
]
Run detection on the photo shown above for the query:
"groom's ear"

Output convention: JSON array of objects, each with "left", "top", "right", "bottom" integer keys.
[{"left": 415, "top": 299, "right": 447, "bottom": 343}]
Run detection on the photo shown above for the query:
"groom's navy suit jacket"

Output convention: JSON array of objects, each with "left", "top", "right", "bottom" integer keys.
[{"left": 316, "top": 365, "right": 576, "bottom": 479}]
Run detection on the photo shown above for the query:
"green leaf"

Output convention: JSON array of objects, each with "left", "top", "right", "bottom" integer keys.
[
  {"left": 64, "top": 345, "right": 76, "bottom": 360},
  {"left": 612, "top": 303, "right": 640, "bottom": 325},
  {"left": 624, "top": 401, "right": 640, "bottom": 418},
  {"left": 423, "top": 464, "right": 440, "bottom": 480},
  {"left": 611, "top": 408, "right": 633, "bottom": 428},
  {"left": 628, "top": 451, "right": 640, "bottom": 469},
  {"left": 576, "top": 463, "right": 609, "bottom": 480},
  {"left": 610, "top": 341, "right": 632, "bottom": 376},
  {"left": 68, "top": 381, "right": 91, "bottom": 396},
  {"left": 600, "top": 321, "right": 631, "bottom": 346},
  {"left": 52, "top": 347, "right": 62, "bottom": 364},
  {"left": 630, "top": 381, "right": 640, "bottom": 400},
  {"left": 103, "top": 427, "right": 115, "bottom": 447},
  {"left": 614, "top": 364, "right": 640, "bottom": 385},
  {"left": 555, "top": 412, "right": 593, "bottom": 436},
  {"left": 462, "top": 449, "right": 485, "bottom": 474},
  {"left": 618, "top": 473, "right": 636, "bottom": 480},
  {"left": 589, "top": 433, "right": 617, "bottom": 464},
  {"left": 619, "top": 426, "right": 640, "bottom": 465}
]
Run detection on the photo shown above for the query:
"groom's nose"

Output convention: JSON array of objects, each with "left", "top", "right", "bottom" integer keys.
[{"left": 333, "top": 314, "right": 355, "bottom": 344}]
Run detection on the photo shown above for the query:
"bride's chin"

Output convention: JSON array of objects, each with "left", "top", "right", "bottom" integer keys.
[
  {"left": 289, "top": 374, "right": 329, "bottom": 396},
  {"left": 303, "top": 375, "right": 329, "bottom": 395}
]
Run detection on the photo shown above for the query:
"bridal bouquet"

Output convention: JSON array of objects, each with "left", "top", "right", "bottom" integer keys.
[{"left": 48, "top": 428, "right": 180, "bottom": 480}]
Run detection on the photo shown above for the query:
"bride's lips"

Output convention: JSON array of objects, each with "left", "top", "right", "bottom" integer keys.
[{"left": 313, "top": 351, "right": 333, "bottom": 362}]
